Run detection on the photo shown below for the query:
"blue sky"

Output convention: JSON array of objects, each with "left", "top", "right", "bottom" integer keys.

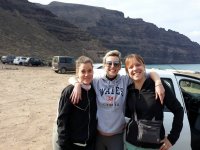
[{"left": 28, "top": 0, "right": 200, "bottom": 44}]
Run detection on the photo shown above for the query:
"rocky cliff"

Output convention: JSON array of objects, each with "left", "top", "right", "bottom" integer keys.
[
  {"left": 1, "top": 0, "right": 200, "bottom": 63},
  {"left": 0, "top": 0, "right": 104, "bottom": 61},
  {"left": 41, "top": 1, "right": 200, "bottom": 64}
]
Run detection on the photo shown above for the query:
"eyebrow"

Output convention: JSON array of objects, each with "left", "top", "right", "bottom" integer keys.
[{"left": 106, "top": 60, "right": 120, "bottom": 62}]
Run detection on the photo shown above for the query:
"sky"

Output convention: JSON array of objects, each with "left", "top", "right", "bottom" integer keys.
[{"left": 28, "top": 0, "right": 200, "bottom": 44}]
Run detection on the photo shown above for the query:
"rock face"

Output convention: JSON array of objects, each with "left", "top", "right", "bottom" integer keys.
[
  {"left": 0, "top": 0, "right": 104, "bottom": 61},
  {"left": 1, "top": 0, "right": 200, "bottom": 63},
  {"left": 41, "top": 2, "right": 200, "bottom": 64}
]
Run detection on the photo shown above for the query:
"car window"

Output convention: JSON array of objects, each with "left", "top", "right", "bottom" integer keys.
[
  {"left": 59, "top": 57, "right": 66, "bottom": 63},
  {"left": 58, "top": 57, "right": 73, "bottom": 63},
  {"left": 179, "top": 79, "right": 200, "bottom": 132},
  {"left": 180, "top": 80, "right": 200, "bottom": 99},
  {"left": 162, "top": 78, "right": 175, "bottom": 112},
  {"left": 162, "top": 78, "right": 175, "bottom": 95},
  {"left": 65, "top": 58, "right": 73, "bottom": 63}
]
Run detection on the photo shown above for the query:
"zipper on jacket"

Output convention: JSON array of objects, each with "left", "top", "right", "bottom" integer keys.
[
  {"left": 139, "top": 90, "right": 141, "bottom": 99},
  {"left": 86, "top": 91, "right": 90, "bottom": 144},
  {"left": 74, "top": 90, "right": 90, "bottom": 146}
]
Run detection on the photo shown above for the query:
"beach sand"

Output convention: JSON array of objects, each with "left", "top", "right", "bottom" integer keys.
[
  {"left": 0, "top": 64, "right": 74, "bottom": 150},
  {"left": 0, "top": 64, "right": 199, "bottom": 150}
]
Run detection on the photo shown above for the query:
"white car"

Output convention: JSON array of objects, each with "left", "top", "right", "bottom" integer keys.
[
  {"left": 93, "top": 68, "right": 200, "bottom": 150},
  {"left": 13, "top": 56, "right": 27, "bottom": 65},
  {"left": 52, "top": 68, "right": 200, "bottom": 150}
]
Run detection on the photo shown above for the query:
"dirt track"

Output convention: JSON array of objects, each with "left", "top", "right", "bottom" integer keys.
[
  {"left": 0, "top": 64, "right": 74, "bottom": 150},
  {"left": 0, "top": 63, "right": 199, "bottom": 150}
]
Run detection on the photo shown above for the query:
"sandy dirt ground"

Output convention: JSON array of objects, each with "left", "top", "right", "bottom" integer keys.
[
  {"left": 0, "top": 64, "right": 75, "bottom": 150},
  {"left": 0, "top": 63, "right": 199, "bottom": 150}
]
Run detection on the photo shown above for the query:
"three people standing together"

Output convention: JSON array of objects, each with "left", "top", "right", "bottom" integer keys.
[{"left": 55, "top": 50, "right": 183, "bottom": 150}]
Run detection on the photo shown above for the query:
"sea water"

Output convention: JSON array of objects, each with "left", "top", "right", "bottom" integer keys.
[
  {"left": 94, "top": 63, "right": 200, "bottom": 73},
  {"left": 146, "top": 64, "right": 200, "bottom": 73}
]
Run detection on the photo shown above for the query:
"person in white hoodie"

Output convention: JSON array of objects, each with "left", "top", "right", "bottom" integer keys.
[{"left": 69, "top": 50, "right": 165, "bottom": 150}]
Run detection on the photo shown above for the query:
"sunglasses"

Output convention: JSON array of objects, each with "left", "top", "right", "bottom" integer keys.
[{"left": 105, "top": 61, "right": 120, "bottom": 67}]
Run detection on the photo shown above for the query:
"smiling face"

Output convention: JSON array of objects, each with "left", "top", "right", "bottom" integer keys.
[
  {"left": 78, "top": 63, "right": 93, "bottom": 85},
  {"left": 125, "top": 54, "right": 146, "bottom": 82},
  {"left": 104, "top": 56, "right": 121, "bottom": 78}
]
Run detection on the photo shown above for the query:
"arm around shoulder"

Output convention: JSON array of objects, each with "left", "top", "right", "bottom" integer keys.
[{"left": 149, "top": 69, "right": 165, "bottom": 103}]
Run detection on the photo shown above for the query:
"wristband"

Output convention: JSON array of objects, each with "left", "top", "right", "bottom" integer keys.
[{"left": 155, "top": 83, "right": 162, "bottom": 87}]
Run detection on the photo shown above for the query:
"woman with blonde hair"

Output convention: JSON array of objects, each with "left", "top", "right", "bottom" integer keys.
[{"left": 69, "top": 50, "right": 165, "bottom": 150}]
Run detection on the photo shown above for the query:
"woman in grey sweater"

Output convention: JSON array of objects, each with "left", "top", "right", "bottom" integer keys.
[{"left": 69, "top": 50, "right": 165, "bottom": 150}]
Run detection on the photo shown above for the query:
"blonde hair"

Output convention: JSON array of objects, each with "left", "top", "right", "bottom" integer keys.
[
  {"left": 124, "top": 54, "right": 145, "bottom": 73},
  {"left": 102, "top": 50, "right": 122, "bottom": 64},
  {"left": 75, "top": 56, "right": 93, "bottom": 75}
]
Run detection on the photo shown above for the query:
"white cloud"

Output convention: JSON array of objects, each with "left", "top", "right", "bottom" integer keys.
[
  {"left": 28, "top": 0, "right": 200, "bottom": 44},
  {"left": 188, "top": 31, "right": 200, "bottom": 43}
]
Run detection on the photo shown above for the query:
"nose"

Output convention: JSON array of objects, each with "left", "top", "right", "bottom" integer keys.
[
  {"left": 85, "top": 71, "right": 92, "bottom": 76},
  {"left": 111, "top": 63, "right": 115, "bottom": 67},
  {"left": 130, "top": 65, "right": 138, "bottom": 71},
  {"left": 133, "top": 65, "right": 137, "bottom": 70}
]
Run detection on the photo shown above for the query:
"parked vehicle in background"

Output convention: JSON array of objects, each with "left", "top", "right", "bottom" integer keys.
[
  {"left": 23, "top": 57, "right": 43, "bottom": 66},
  {"left": 1, "top": 55, "right": 15, "bottom": 64},
  {"left": 13, "top": 56, "right": 27, "bottom": 65},
  {"left": 52, "top": 56, "right": 75, "bottom": 74}
]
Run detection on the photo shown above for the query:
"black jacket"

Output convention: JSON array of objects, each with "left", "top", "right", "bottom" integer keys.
[
  {"left": 57, "top": 84, "right": 97, "bottom": 149},
  {"left": 125, "top": 78, "right": 184, "bottom": 149}
]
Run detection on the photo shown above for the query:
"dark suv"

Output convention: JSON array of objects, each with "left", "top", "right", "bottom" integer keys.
[
  {"left": 23, "top": 57, "right": 43, "bottom": 66},
  {"left": 52, "top": 56, "right": 75, "bottom": 73}
]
